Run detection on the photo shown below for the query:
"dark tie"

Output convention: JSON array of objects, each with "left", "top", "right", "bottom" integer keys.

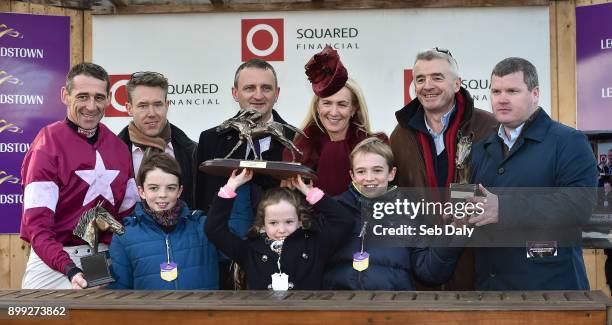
[{"left": 253, "top": 139, "right": 261, "bottom": 159}]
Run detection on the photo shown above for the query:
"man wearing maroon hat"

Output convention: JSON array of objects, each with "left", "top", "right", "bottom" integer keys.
[{"left": 389, "top": 48, "right": 497, "bottom": 290}]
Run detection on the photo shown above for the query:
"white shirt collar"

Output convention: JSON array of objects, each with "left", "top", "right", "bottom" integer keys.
[
  {"left": 424, "top": 104, "right": 456, "bottom": 155},
  {"left": 424, "top": 104, "right": 456, "bottom": 137},
  {"left": 497, "top": 123, "right": 525, "bottom": 150}
]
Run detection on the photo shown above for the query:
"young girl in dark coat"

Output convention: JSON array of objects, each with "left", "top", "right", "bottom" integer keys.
[{"left": 205, "top": 169, "right": 354, "bottom": 290}]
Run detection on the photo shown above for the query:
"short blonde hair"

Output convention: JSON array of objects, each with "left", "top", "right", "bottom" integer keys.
[
  {"left": 300, "top": 78, "right": 372, "bottom": 135},
  {"left": 349, "top": 137, "right": 394, "bottom": 170}
]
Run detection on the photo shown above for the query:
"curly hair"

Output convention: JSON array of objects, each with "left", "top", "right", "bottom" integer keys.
[{"left": 251, "top": 187, "right": 312, "bottom": 235}]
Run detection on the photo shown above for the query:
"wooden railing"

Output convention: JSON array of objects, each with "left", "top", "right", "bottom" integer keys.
[{"left": 0, "top": 289, "right": 610, "bottom": 324}]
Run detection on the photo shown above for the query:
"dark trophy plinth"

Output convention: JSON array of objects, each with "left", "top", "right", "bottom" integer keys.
[
  {"left": 73, "top": 202, "right": 125, "bottom": 288},
  {"left": 200, "top": 159, "right": 317, "bottom": 181},
  {"left": 80, "top": 253, "right": 114, "bottom": 287},
  {"left": 449, "top": 183, "right": 478, "bottom": 201},
  {"left": 202, "top": 108, "right": 317, "bottom": 180}
]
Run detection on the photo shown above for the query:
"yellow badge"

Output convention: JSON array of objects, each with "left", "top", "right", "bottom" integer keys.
[
  {"left": 352, "top": 252, "right": 369, "bottom": 272},
  {"left": 160, "top": 262, "right": 178, "bottom": 282}
]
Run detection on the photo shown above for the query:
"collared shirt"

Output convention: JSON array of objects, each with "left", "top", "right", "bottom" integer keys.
[
  {"left": 132, "top": 142, "right": 175, "bottom": 177},
  {"left": 497, "top": 123, "right": 525, "bottom": 150},
  {"left": 424, "top": 104, "right": 456, "bottom": 155},
  {"left": 247, "top": 114, "right": 273, "bottom": 156}
]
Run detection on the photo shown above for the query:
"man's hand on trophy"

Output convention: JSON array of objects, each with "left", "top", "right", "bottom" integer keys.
[
  {"left": 71, "top": 273, "right": 106, "bottom": 289},
  {"left": 291, "top": 175, "right": 314, "bottom": 197},
  {"left": 467, "top": 184, "right": 499, "bottom": 227},
  {"left": 71, "top": 272, "right": 88, "bottom": 289},
  {"left": 226, "top": 168, "right": 253, "bottom": 192}
]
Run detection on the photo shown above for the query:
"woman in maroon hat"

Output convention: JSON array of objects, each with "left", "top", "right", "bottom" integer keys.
[{"left": 284, "top": 45, "right": 388, "bottom": 196}]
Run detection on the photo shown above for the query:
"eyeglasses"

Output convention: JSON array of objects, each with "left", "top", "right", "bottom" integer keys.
[
  {"left": 130, "top": 71, "right": 166, "bottom": 80},
  {"left": 434, "top": 47, "right": 453, "bottom": 57}
]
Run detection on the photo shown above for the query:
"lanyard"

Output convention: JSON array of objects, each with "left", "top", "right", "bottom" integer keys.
[
  {"left": 270, "top": 239, "right": 284, "bottom": 273},
  {"left": 165, "top": 236, "right": 171, "bottom": 264},
  {"left": 358, "top": 221, "right": 368, "bottom": 253}
]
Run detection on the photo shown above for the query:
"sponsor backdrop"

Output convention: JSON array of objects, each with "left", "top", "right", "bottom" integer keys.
[
  {"left": 576, "top": 2, "right": 612, "bottom": 131},
  {"left": 93, "top": 7, "right": 551, "bottom": 141},
  {"left": 0, "top": 13, "right": 70, "bottom": 233}
]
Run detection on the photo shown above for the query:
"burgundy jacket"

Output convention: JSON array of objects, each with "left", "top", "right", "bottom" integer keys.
[{"left": 285, "top": 123, "right": 388, "bottom": 196}]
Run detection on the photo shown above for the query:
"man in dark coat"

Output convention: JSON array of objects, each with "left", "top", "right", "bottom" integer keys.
[
  {"left": 468, "top": 57, "right": 597, "bottom": 290},
  {"left": 195, "top": 59, "right": 295, "bottom": 213},
  {"left": 117, "top": 71, "right": 197, "bottom": 209},
  {"left": 390, "top": 48, "right": 497, "bottom": 290},
  {"left": 195, "top": 59, "right": 295, "bottom": 289}
]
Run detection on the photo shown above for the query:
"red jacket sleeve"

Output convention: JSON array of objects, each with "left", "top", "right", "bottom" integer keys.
[{"left": 21, "top": 145, "right": 74, "bottom": 274}]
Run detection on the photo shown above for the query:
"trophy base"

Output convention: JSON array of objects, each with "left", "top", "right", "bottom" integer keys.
[
  {"left": 80, "top": 253, "right": 115, "bottom": 288},
  {"left": 449, "top": 183, "right": 478, "bottom": 200},
  {"left": 199, "top": 159, "right": 317, "bottom": 180}
]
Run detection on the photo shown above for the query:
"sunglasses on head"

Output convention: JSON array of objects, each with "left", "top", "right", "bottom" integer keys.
[{"left": 434, "top": 47, "right": 453, "bottom": 58}]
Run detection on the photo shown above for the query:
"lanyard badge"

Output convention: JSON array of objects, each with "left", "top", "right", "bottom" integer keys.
[
  {"left": 160, "top": 262, "right": 178, "bottom": 281},
  {"left": 353, "top": 221, "right": 370, "bottom": 271},
  {"left": 269, "top": 238, "right": 292, "bottom": 290}
]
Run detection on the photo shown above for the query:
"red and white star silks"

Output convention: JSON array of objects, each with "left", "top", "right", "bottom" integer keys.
[
  {"left": 75, "top": 150, "right": 119, "bottom": 206},
  {"left": 20, "top": 121, "right": 137, "bottom": 274}
]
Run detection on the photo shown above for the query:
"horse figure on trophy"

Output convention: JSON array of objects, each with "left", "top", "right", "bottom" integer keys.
[
  {"left": 73, "top": 201, "right": 124, "bottom": 254},
  {"left": 217, "top": 108, "right": 307, "bottom": 161},
  {"left": 455, "top": 132, "right": 474, "bottom": 184}
]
